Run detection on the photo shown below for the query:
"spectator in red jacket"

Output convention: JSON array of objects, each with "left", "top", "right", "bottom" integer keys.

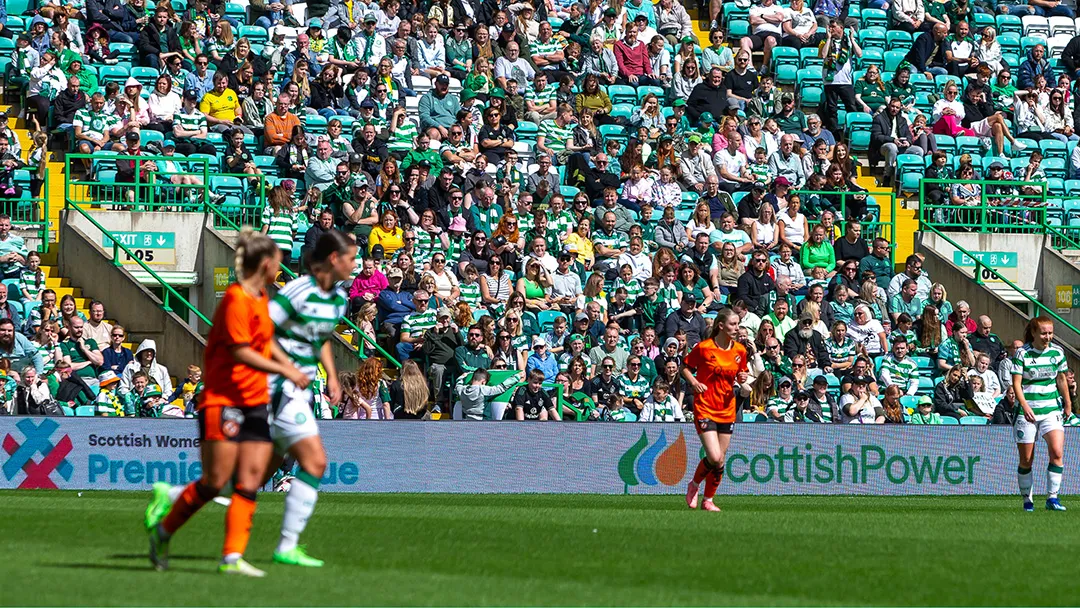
[{"left": 613, "top": 25, "right": 662, "bottom": 87}]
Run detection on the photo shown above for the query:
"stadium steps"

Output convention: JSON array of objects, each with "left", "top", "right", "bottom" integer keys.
[{"left": 857, "top": 175, "right": 916, "bottom": 269}]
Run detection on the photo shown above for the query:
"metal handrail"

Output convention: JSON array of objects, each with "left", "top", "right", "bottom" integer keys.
[
  {"left": 203, "top": 204, "right": 402, "bottom": 369},
  {"left": 788, "top": 188, "right": 897, "bottom": 266},
  {"left": 922, "top": 223, "right": 1080, "bottom": 337},
  {"left": 63, "top": 200, "right": 213, "bottom": 327}
]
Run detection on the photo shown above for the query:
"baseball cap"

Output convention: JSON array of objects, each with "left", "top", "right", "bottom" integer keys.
[
  {"left": 569, "top": 334, "right": 585, "bottom": 344},
  {"left": 349, "top": 153, "right": 364, "bottom": 164},
  {"left": 437, "top": 306, "right": 452, "bottom": 318},
  {"left": 162, "top": 140, "right": 176, "bottom": 149},
  {"left": 916, "top": 395, "right": 933, "bottom": 406},
  {"left": 502, "top": 22, "right": 515, "bottom": 33},
  {"left": 683, "top": 292, "right": 697, "bottom": 303},
  {"left": 681, "top": 35, "right": 696, "bottom": 44},
  {"left": 360, "top": 98, "right": 376, "bottom": 109},
  {"left": 183, "top": 88, "right": 199, "bottom": 100},
  {"left": 778, "top": 376, "right": 794, "bottom": 387},
  {"left": 781, "top": 92, "right": 795, "bottom": 103},
  {"left": 142, "top": 384, "right": 163, "bottom": 400},
  {"left": 813, "top": 375, "right": 828, "bottom": 385},
  {"left": 307, "top": 17, "right": 322, "bottom": 28},
  {"left": 575, "top": 312, "right": 589, "bottom": 322},
  {"left": 795, "top": 391, "right": 810, "bottom": 400},
  {"left": 435, "top": 74, "right": 450, "bottom": 86},
  {"left": 672, "top": 98, "right": 686, "bottom": 107},
  {"left": 774, "top": 176, "right": 791, "bottom": 187},
  {"left": 386, "top": 267, "right": 404, "bottom": 280},
  {"left": 532, "top": 336, "right": 548, "bottom": 348},
  {"left": 633, "top": 13, "right": 648, "bottom": 21},
  {"left": 363, "top": 11, "right": 377, "bottom": 22},
  {"left": 558, "top": 250, "right": 574, "bottom": 261},
  {"left": 687, "top": 133, "right": 702, "bottom": 144},
  {"left": 989, "top": 161, "right": 1005, "bottom": 170},
  {"left": 603, "top": 7, "right": 617, "bottom": 16},
  {"left": 125, "top": 130, "right": 140, "bottom": 141},
  {"left": 698, "top": 111, "right": 715, "bottom": 125}
]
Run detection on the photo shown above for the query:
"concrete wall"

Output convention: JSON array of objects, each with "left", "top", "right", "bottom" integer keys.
[
  {"left": 65, "top": 210, "right": 209, "bottom": 272},
  {"left": 1039, "top": 247, "right": 1080, "bottom": 334},
  {"left": 917, "top": 234, "right": 1080, "bottom": 371},
  {"left": 59, "top": 216, "right": 207, "bottom": 378},
  {"left": 919, "top": 232, "right": 1043, "bottom": 291}
]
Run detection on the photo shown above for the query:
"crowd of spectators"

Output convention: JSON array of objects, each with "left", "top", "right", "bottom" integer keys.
[{"left": 0, "top": 0, "right": 1077, "bottom": 422}]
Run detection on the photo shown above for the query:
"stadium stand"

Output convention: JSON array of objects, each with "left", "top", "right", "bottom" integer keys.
[{"left": 0, "top": 0, "right": 1077, "bottom": 425}]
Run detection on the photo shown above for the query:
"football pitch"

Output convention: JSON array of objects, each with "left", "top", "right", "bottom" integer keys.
[{"left": 1, "top": 491, "right": 1076, "bottom": 606}]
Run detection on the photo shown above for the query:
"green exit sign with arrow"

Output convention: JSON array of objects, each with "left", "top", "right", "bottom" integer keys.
[{"left": 101, "top": 232, "right": 176, "bottom": 265}]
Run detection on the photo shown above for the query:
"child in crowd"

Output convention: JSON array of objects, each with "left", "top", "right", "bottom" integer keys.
[
  {"left": 19, "top": 250, "right": 44, "bottom": 302},
  {"left": 748, "top": 147, "right": 771, "bottom": 186},
  {"left": 510, "top": 369, "right": 560, "bottom": 421},
  {"left": 95, "top": 371, "right": 132, "bottom": 416},
  {"left": 639, "top": 379, "right": 683, "bottom": 422},
  {"left": 908, "top": 395, "right": 943, "bottom": 425},
  {"left": 454, "top": 368, "right": 523, "bottom": 421}
]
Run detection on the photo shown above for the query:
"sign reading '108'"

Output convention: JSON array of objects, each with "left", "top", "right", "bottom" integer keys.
[
  {"left": 101, "top": 232, "right": 176, "bottom": 265},
  {"left": 952, "top": 250, "right": 1018, "bottom": 283}
]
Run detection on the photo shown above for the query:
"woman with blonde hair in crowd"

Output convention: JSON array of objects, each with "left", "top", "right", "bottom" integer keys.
[{"left": 390, "top": 360, "right": 431, "bottom": 419}]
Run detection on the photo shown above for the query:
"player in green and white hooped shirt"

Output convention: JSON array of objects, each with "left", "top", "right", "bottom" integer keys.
[
  {"left": 1012, "top": 317, "right": 1073, "bottom": 512},
  {"left": 266, "top": 231, "right": 354, "bottom": 566}
]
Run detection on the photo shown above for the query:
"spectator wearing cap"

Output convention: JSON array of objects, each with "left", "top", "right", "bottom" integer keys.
[
  {"left": 418, "top": 74, "right": 460, "bottom": 142},
  {"left": 663, "top": 294, "right": 707, "bottom": 344},
  {"left": 631, "top": 14, "right": 660, "bottom": 47},
  {"left": 679, "top": 134, "right": 717, "bottom": 192},
  {"left": 419, "top": 306, "right": 462, "bottom": 406},
  {"left": 550, "top": 251, "right": 583, "bottom": 315},
  {"left": 613, "top": 24, "right": 659, "bottom": 87},
  {"left": 807, "top": 375, "right": 839, "bottom": 422},
  {"left": 526, "top": 336, "right": 560, "bottom": 383},
  {"left": 770, "top": 93, "right": 807, "bottom": 136},
  {"left": 115, "top": 131, "right": 159, "bottom": 202}
]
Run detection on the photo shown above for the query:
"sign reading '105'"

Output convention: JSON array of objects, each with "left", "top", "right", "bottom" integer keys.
[{"left": 101, "top": 232, "right": 176, "bottom": 265}]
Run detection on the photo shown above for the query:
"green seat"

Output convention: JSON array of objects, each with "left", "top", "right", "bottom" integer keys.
[{"left": 75, "top": 406, "right": 96, "bottom": 417}]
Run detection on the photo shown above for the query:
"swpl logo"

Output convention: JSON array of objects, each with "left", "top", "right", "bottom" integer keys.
[{"left": 2, "top": 419, "right": 74, "bottom": 489}]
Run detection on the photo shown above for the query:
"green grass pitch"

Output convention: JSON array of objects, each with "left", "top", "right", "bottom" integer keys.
[{"left": 1, "top": 490, "right": 1077, "bottom": 606}]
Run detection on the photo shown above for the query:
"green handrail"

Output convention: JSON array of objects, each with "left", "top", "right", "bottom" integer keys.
[
  {"left": 922, "top": 223, "right": 1080, "bottom": 337},
  {"left": 1043, "top": 221, "right": 1080, "bottom": 251},
  {"left": 63, "top": 200, "right": 213, "bottom": 328},
  {"left": 203, "top": 203, "right": 402, "bottom": 369},
  {"left": 918, "top": 177, "right": 1049, "bottom": 231},
  {"left": 788, "top": 188, "right": 897, "bottom": 266}
]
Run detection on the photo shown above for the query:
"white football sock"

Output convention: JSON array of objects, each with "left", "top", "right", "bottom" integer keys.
[
  {"left": 276, "top": 470, "right": 319, "bottom": 554},
  {"left": 1048, "top": 465, "right": 1063, "bottom": 499},
  {"left": 1018, "top": 467, "right": 1033, "bottom": 501}
]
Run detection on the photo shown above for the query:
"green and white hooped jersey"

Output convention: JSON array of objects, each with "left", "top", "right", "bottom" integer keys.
[
  {"left": 270, "top": 276, "right": 348, "bottom": 376},
  {"left": 1013, "top": 343, "right": 1069, "bottom": 417}
]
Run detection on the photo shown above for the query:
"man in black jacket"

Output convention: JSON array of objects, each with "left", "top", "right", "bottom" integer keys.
[
  {"left": 961, "top": 83, "right": 1024, "bottom": 158},
  {"left": 783, "top": 313, "right": 832, "bottom": 373},
  {"left": 736, "top": 250, "right": 778, "bottom": 317},
  {"left": 137, "top": 7, "right": 180, "bottom": 69},
  {"left": 903, "top": 24, "right": 949, "bottom": 76},
  {"left": 416, "top": 167, "right": 454, "bottom": 228},
  {"left": 421, "top": 307, "right": 462, "bottom": 409},
  {"left": 870, "top": 98, "right": 923, "bottom": 184},
  {"left": 968, "top": 315, "right": 1006, "bottom": 370},
  {"left": 351, "top": 123, "right": 387, "bottom": 180},
  {"left": 663, "top": 295, "right": 708, "bottom": 343},
  {"left": 1061, "top": 33, "right": 1080, "bottom": 80},
  {"left": 686, "top": 67, "right": 728, "bottom": 124},
  {"left": 301, "top": 209, "right": 334, "bottom": 271},
  {"left": 53, "top": 78, "right": 88, "bottom": 132}
]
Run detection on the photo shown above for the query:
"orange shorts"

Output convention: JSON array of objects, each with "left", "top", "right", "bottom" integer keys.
[{"left": 198, "top": 404, "right": 271, "bottom": 442}]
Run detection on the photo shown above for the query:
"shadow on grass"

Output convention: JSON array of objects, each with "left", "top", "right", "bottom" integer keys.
[
  {"left": 107, "top": 553, "right": 219, "bottom": 562},
  {"left": 44, "top": 562, "right": 214, "bottom": 575}
]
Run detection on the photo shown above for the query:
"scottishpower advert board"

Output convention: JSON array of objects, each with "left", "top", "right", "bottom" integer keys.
[{"left": 2, "top": 417, "right": 1076, "bottom": 495}]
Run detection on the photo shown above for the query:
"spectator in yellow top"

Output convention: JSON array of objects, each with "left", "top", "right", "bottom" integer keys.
[{"left": 199, "top": 71, "right": 253, "bottom": 135}]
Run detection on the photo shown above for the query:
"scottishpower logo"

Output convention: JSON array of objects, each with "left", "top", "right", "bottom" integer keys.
[
  {"left": 618, "top": 429, "right": 688, "bottom": 492},
  {"left": 2, "top": 419, "right": 74, "bottom": 489}
]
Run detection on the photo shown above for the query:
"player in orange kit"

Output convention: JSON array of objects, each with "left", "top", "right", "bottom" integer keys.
[
  {"left": 145, "top": 231, "right": 311, "bottom": 576},
  {"left": 681, "top": 307, "right": 748, "bottom": 512}
]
